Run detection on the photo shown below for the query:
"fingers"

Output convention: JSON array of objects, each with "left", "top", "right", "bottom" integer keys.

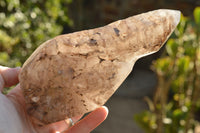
[
  {"left": 38, "top": 115, "right": 83, "bottom": 133},
  {"left": 0, "top": 66, "right": 20, "bottom": 91},
  {"left": 65, "top": 106, "right": 108, "bottom": 133},
  {"left": 7, "top": 84, "right": 26, "bottom": 107}
]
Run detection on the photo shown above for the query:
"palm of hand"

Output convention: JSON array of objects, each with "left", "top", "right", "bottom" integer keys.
[{"left": 0, "top": 66, "right": 108, "bottom": 133}]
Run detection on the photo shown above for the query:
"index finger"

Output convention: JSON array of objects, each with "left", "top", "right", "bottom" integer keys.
[
  {"left": 66, "top": 106, "right": 108, "bottom": 133},
  {"left": 0, "top": 66, "right": 20, "bottom": 92}
]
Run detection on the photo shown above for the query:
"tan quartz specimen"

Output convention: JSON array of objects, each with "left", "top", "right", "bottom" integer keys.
[{"left": 19, "top": 9, "right": 180, "bottom": 124}]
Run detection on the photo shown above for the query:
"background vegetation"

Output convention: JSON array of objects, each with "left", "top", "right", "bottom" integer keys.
[
  {"left": 135, "top": 7, "right": 200, "bottom": 133},
  {"left": 0, "top": 0, "right": 72, "bottom": 67}
]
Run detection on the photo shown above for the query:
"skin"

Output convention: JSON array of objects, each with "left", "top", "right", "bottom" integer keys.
[{"left": 0, "top": 66, "right": 108, "bottom": 133}]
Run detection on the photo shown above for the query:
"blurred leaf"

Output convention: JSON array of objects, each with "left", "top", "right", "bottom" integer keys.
[
  {"left": 0, "top": 30, "right": 19, "bottom": 51},
  {"left": 177, "top": 56, "right": 190, "bottom": 75},
  {"left": 0, "top": 52, "right": 9, "bottom": 62},
  {"left": 194, "top": 7, "right": 200, "bottom": 27},
  {"left": 184, "top": 43, "right": 196, "bottom": 57},
  {"left": 166, "top": 39, "right": 178, "bottom": 57},
  {"left": 134, "top": 111, "right": 157, "bottom": 133},
  {"left": 153, "top": 57, "right": 173, "bottom": 77},
  {"left": 175, "top": 14, "right": 188, "bottom": 37},
  {"left": 173, "top": 108, "right": 185, "bottom": 119}
]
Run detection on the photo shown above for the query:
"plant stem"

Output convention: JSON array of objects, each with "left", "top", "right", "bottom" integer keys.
[
  {"left": 154, "top": 74, "right": 174, "bottom": 133},
  {"left": 184, "top": 46, "right": 200, "bottom": 133}
]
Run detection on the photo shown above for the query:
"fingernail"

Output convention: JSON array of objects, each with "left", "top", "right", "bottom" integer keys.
[{"left": 102, "top": 106, "right": 109, "bottom": 113}]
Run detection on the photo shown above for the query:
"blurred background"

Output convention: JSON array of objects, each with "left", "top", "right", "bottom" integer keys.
[{"left": 1, "top": 0, "right": 200, "bottom": 133}]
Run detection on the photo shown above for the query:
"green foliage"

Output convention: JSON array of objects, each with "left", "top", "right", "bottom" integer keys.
[
  {"left": 194, "top": 7, "right": 200, "bottom": 29},
  {"left": 135, "top": 111, "right": 157, "bottom": 132},
  {"left": 0, "top": 0, "right": 72, "bottom": 67},
  {"left": 135, "top": 7, "right": 200, "bottom": 133}
]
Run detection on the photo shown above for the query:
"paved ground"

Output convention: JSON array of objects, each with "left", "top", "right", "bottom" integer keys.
[
  {"left": 93, "top": 96, "right": 147, "bottom": 133},
  {"left": 92, "top": 68, "right": 157, "bottom": 133}
]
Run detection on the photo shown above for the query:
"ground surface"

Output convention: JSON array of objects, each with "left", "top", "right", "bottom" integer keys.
[
  {"left": 93, "top": 96, "right": 147, "bottom": 133},
  {"left": 92, "top": 68, "right": 157, "bottom": 133}
]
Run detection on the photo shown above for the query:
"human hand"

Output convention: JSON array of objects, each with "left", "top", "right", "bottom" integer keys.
[{"left": 0, "top": 66, "right": 108, "bottom": 133}]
